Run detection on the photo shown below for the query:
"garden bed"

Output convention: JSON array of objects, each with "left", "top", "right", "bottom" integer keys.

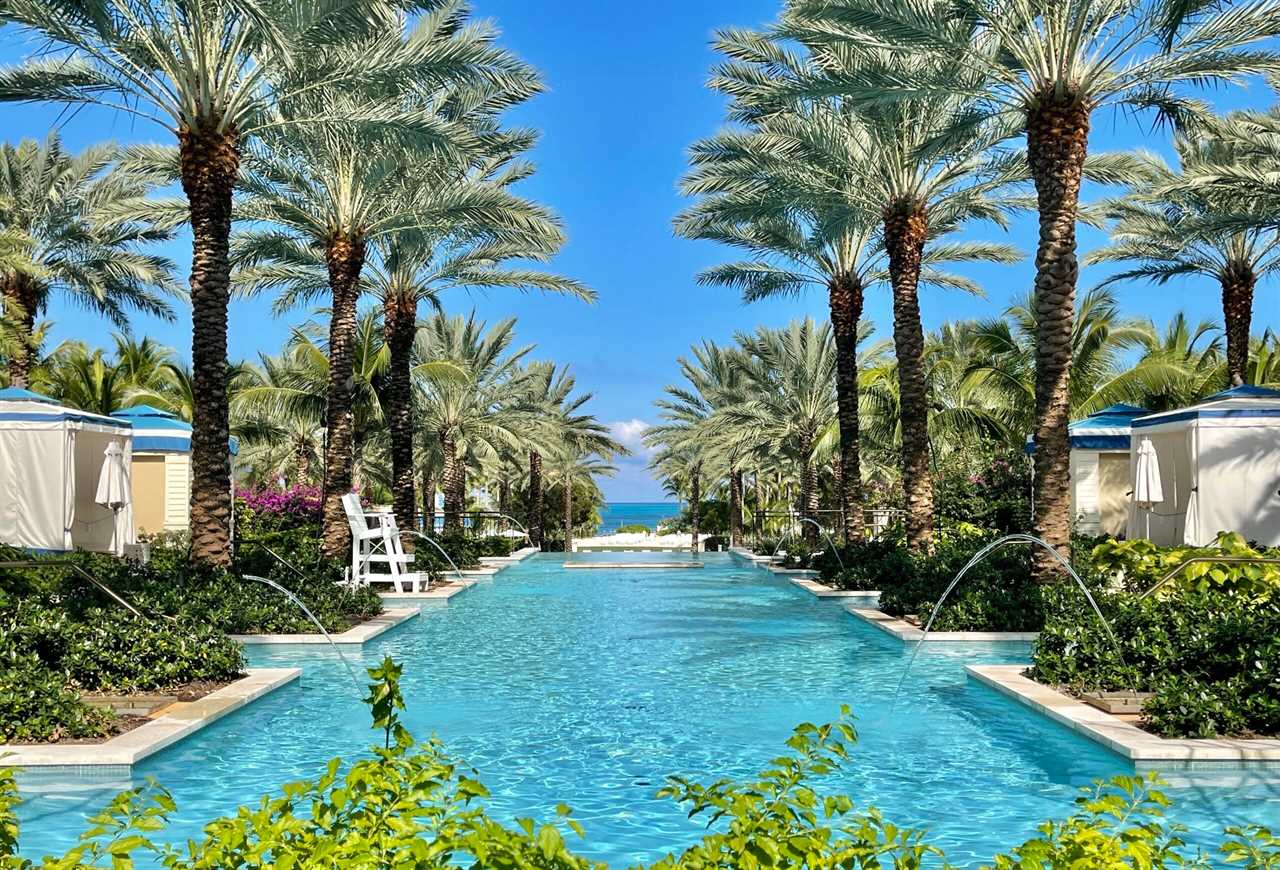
[
  {"left": 14, "top": 679, "right": 239, "bottom": 746},
  {"left": 0, "top": 669, "right": 300, "bottom": 769},
  {"left": 970, "top": 665, "right": 1280, "bottom": 764}
]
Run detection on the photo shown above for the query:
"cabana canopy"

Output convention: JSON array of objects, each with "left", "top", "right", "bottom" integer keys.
[
  {"left": 1024, "top": 404, "right": 1147, "bottom": 453},
  {"left": 0, "top": 388, "right": 136, "bottom": 553},
  {"left": 112, "top": 404, "right": 238, "bottom": 455},
  {"left": 1128, "top": 386, "right": 1280, "bottom": 546}
]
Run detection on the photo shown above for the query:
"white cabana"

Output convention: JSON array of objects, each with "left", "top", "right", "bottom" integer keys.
[
  {"left": 1026, "top": 403, "right": 1147, "bottom": 536},
  {"left": 110, "top": 405, "right": 238, "bottom": 535},
  {"left": 0, "top": 387, "right": 136, "bottom": 553},
  {"left": 1127, "top": 385, "right": 1280, "bottom": 546}
]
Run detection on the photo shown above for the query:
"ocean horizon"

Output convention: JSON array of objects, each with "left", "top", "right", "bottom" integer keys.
[{"left": 597, "top": 502, "right": 680, "bottom": 534}]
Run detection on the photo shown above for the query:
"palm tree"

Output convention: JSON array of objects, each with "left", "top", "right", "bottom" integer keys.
[
  {"left": 0, "top": 0, "right": 439, "bottom": 564},
  {"left": 0, "top": 135, "right": 180, "bottom": 386},
  {"left": 1088, "top": 134, "right": 1280, "bottom": 387},
  {"left": 413, "top": 313, "right": 531, "bottom": 533},
  {"left": 364, "top": 209, "right": 589, "bottom": 541},
  {"left": 677, "top": 95, "right": 882, "bottom": 546},
  {"left": 646, "top": 341, "right": 749, "bottom": 551},
  {"left": 727, "top": 319, "right": 839, "bottom": 545},
  {"left": 43, "top": 345, "right": 131, "bottom": 415},
  {"left": 231, "top": 13, "right": 550, "bottom": 555},
  {"left": 703, "top": 28, "right": 1023, "bottom": 550},
  {"left": 233, "top": 313, "right": 387, "bottom": 492},
  {"left": 787, "top": 0, "right": 1280, "bottom": 576},
  {"left": 549, "top": 420, "right": 625, "bottom": 554},
  {"left": 518, "top": 363, "right": 590, "bottom": 549},
  {"left": 968, "top": 288, "right": 1200, "bottom": 428}
]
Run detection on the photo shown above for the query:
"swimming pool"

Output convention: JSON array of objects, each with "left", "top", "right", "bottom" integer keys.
[{"left": 15, "top": 553, "right": 1280, "bottom": 864}]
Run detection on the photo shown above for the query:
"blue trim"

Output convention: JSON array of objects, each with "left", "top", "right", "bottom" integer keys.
[
  {"left": 1134, "top": 407, "right": 1280, "bottom": 427},
  {"left": 0, "top": 387, "right": 57, "bottom": 404},
  {"left": 1025, "top": 434, "right": 1131, "bottom": 454},
  {"left": 0, "top": 411, "right": 131, "bottom": 429},
  {"left": 1205, "top": 385, "right": 1280, "bottom": 401},
  {"left": 133, "top": 436, "right": 191, "bottom": 452},
  {"left": 133, "top": 434, "right": 239, "bottom": 455}
]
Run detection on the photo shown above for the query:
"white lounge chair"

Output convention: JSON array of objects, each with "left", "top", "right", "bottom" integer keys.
[{"left": 341, "top": 493, "right": 429, "bottom": 593}]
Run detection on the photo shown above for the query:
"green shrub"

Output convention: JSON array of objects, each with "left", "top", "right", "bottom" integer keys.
[
  {"left": 1031, "top": 587, "right": 1280, "bottom": 738},
  {"left": 615, "top": 523, "right": 651, "bottom": 534},
  {"left": 5, "top": 598, "right": 243, "bottom": 694},
  {"left": 873, "top": 528, "right": 1056, "bottom": 632},
  {"left": 986, "top": 773, "right": 1200, "bottom": 869},
  {"left": 819, "top": 536, "right": 912, "bottom": 591},
  {"left": 934, "top": 452, "right": 1032, "bottom": 535},
  {"left": 0, "top": 647, "right": 113, "bottom": 743},
  {"left": 1091, "top": 532, "right": 1280, "bottom": 598}
]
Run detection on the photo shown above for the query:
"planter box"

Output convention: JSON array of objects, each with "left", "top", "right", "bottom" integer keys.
[{"left": 1083, "top": 690, "right": 1154, "bottom": 715}]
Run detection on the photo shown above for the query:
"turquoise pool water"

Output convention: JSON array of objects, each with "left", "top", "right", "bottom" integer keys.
[{"left": 16, "top": 553, "right": 1280, "bottom": 865}]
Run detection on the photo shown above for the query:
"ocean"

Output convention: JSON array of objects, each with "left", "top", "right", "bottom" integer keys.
[{"left": 597, "top": 502, "right": 681, "bottom": 534}]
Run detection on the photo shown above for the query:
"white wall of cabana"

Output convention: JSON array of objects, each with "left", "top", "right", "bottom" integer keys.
[
  {"left": 0, "top": 388, "right": 136, "bottom": 554},
  {"left": 1027, "top": 404, "right": 1147, "bottom": 537},
  {"left": 1127, "top": 386, "right": 1280, "bottom": 547},
  {"left": 110, "top": 405, "right": 238, "bottom": 536}
]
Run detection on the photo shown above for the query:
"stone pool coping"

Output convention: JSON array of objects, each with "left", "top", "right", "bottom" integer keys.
[
  {"left": 728, "top": 546, "right": 779, "bottom": 564},
  {"left": 564, "top": 561, "right": 705, "bottom": 570},
  {"left": 764, "top": 564, "right": 820, "bottom": 577},
  {"left": 788, "top": 577, "right": 881, "bottom": 600},
  {"left": 230, "top": 607, "right": 420, "bottom": 646},
  {"left": 846, "top": 607, "right": 1039, "bottom": 642},
  {"left": 967, "top": 665, "right": 1280, "bottom": 765},
  {"left": 375, "top": 546, "right": 540, "bottom": 603},
  {"left": 379, "top": 580, "right": 477, "bottom": 603},
  {"left": 0, "top": 669, "right": 300, "bottom": 771}
]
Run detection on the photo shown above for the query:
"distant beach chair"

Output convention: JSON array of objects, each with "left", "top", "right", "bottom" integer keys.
[{"left": 341, "top": 493, "right": 428, "bottom": 593}]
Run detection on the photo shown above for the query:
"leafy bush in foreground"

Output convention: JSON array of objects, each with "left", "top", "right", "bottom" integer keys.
[{"left": 3, "top": 658, "right": 1279, "bottom": 868}]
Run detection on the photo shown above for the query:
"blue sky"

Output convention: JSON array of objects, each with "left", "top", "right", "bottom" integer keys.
[{"left": 3, "top": 1, "right": 1278, "bottom": 501}]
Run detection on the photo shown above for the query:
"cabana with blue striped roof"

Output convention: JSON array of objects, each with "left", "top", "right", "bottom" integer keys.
[
  {"left": 111, "top": 405, "right": 238, "bottom": 535},
  {"left": 1127, "top": 385, "right": 1280, "bottom": 547},
  {"left": 1026, "top": 403, "right": 1147, "bottom": 536},
  {"left": 0, "top": 387, "right": 136, "bottom": 553}
]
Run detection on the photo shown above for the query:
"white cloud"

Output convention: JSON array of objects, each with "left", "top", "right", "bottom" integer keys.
[{"left": 608, "top": 418, "right": 652, "bottom": 454}]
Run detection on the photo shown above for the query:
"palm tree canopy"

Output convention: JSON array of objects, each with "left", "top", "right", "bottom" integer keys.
[{"left": 0, "top": 134, "right": 182, "bottom": 324}]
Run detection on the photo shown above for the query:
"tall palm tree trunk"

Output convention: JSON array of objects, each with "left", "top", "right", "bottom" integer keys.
[
  {"left": 180, "top": 124, "right": 240, "bottom": 567},
  {"left": 441, "top": 429, "right": 463, "bottom": 532},
  {"left": 3, "top": 275, "right": 39, "bottom": 387},
  {"left": 1221, "top": 261, "right": 1255, "bottom": 387},
  {"left": 1027, "top": 93, "right": 1090, "bottom": 581},
  {"left": 729, "top": 468, "right": 743, "bottom": 548},
  {"left": 883, "top": 201, "right": 934, "bottom": 552},
  {"left": 384, "top": 294, "right": 417, "bottom": 540},
  {"left": 689, "top": 464, "right": 701, "bottom": 553},
  {"left": 828, "top": 273, "right": 865, "bottom": 545},
  {"left": 498, "top": 477, "right": 510, "bottom": 519},
  {"left": 528, "top": 450, "right": 544, "bottom": 548},
  {"left": 562, "top": 480, "right": 573, "bottom": 553},
  {"left": 798, "top": 434, "right": 818, "bottom": 546},
  {"left": 319, "top": 234, "right": 367, "bottom": 558},
  {"left": 421, "top": 467, "right": 435, "bottom": 533},
  {"left": 293, "top": 440, "right": 311, "bottom": 483},
  {"left": 753, "top": 471, "right": 765, "bottom": 542}
]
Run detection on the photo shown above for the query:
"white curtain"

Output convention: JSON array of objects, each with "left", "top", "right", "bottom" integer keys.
[{"left": 1183, "top": 426, "right": 1202, "bottom": 546}]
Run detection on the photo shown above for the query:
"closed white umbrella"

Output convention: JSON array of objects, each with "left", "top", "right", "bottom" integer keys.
[
  {"left": 1133, "top": 437, "right": 1164, "bottom": 509},
  {"left": 95, "top": 441, "right": 131, "bottom": 556}
]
